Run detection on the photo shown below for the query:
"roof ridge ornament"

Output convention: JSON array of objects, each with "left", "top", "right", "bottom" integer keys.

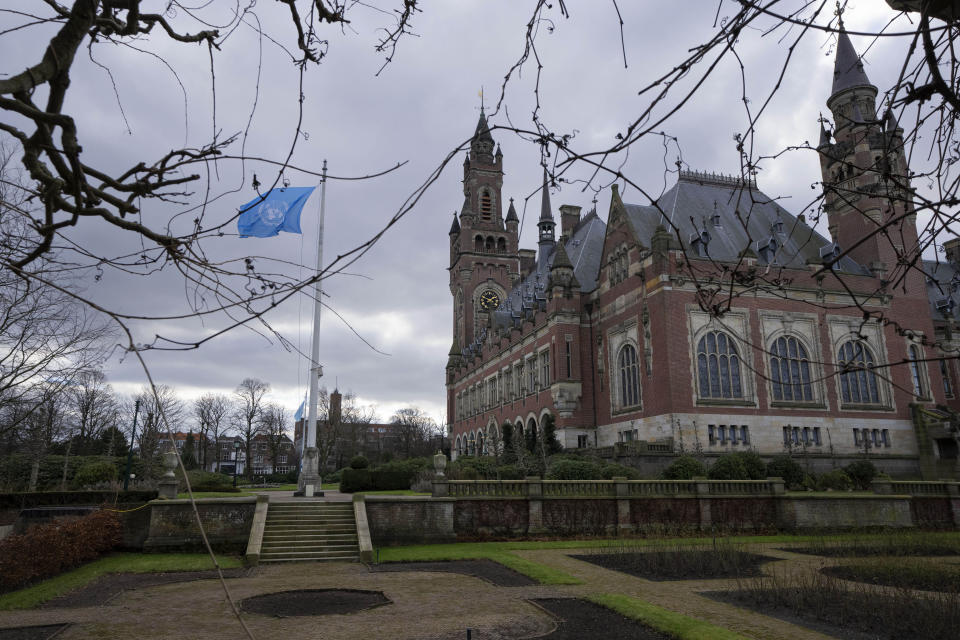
[{"left": 678, "top": 168, "right": 757, "bottom": 190}]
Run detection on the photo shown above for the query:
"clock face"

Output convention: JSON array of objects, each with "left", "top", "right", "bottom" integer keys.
[{"left": 479, "top": 289, "right": 501, "bottom": 311}]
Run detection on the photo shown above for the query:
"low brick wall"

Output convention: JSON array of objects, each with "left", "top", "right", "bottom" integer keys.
[
  {"left": 784, "top": 495, "right": 913, "bottom": 529},
  {"left": 143, "top": 497, "right": 256, "bottom": 552}
]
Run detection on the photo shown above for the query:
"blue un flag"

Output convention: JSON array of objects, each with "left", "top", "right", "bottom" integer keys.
[{"left": 237, "top": 186, "right": 315, "bottom": 238}]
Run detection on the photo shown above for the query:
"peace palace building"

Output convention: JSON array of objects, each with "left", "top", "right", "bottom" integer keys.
[{"left": 445, "top": 29, "right": 960, "bottom": 478}]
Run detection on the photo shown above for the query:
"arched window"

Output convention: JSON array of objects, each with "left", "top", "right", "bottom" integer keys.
[
  {"left": 496, "top": 237, "right": 506, "bottom": 253},
  {"left": 527, "top": 417, "right": 538, "bottom": 449},
  {"left": 474, "top": 235, "right": 483, "bottom": 252},
  {"left": 480, "top": 190, "right": 493, "bottom": 220},
  {"left": 485, "top": 236, "right": 494, "bottom": 252},
  {"left": 769, "top": 336, "right": 813, "bottom": 402},
  {"left": 618, "top": 344, "right": 641, "bottom": 407},
  {"left": 908, "top": 344, "right": 926, "bottom": 397},
  {"left": 837, "top": 340, "right": 881, "bottom": 404},
  {"left": 467, "top": 433, "right": 476, "bottom": 456},
  {"left": 697, "top": 330, "right": 744, "bottom": 399},
  {"left": 476, "top": 431, "right": 485, "bottom": 456},
  {"left": 456, "top": 436, "right": 462, "bottom": 457}
]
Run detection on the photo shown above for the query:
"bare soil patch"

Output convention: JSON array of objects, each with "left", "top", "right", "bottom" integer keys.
[
  {"left": 821, "top": 562, "right": 960, "bottom": 593},
  {"left": 0, "top": 624, "right": 68, "bottom": 640},
  {"left": 572, "top": 550, "right": 772, "bottom": 581},
  {"left": 532, "top": 598, "right": 673, "bottom": 639},
  {"left": 240, "top": 589, "right": 390, "bottom": 617},
  {"left": 41, "top": 568, "right": 250, "bottom": 608},
  {"left": 783, "top": 545, "right": 960, "bottom": 558},
  {"left": 371, "top": 560, "right": 536, "bottom": 587}
]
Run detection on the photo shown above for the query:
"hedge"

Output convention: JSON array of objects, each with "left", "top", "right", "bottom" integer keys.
[
  {"left": 0, "top": 491, "right": 158, "bottom": 510},
  {"left": 339, "top": 468, "right": 414, "bottom": 493},
  {"left": 0, "top": 510, "right": 122, "bottom": 593}
]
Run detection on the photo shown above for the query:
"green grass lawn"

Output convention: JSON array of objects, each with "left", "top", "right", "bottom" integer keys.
[
  {"left": 356, "top": 489, "right": 430, "bottom": 496},
  {"left": 589, "top": 594, "right": 751, "bottom": 640},
  {"left": 0, "top": 553, "right": 243, "bottom": 611}
]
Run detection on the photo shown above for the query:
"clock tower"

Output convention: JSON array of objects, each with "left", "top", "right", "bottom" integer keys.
[{"left": 447, "top": 110, "right": 520, "bottom": 374}]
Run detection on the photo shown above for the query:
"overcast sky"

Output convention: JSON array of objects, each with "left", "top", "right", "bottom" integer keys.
[{"left": 1, "top": 1, "right": 931, "bottom": 429}]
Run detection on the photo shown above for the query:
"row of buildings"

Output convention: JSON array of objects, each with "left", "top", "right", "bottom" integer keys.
[
  {"left": 445, "top": 27, "right": 960, "bottom": 478},
  {"left": 157, "top": 431, "right": 296, "bottom": 476}
]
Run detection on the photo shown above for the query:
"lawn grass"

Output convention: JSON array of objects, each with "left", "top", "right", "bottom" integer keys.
[
  {"left": 0, "top": 553, "right": 243, "bottom": 611},
  {"left": 356, "top": 489, "right": 430, "bottom": 496},
  {"left": 589, "top": 594, "right": 751, "bottom": 640}
]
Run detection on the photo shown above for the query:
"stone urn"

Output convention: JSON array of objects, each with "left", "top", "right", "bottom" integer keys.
[
  {"left": 433, "top": 451, "right": 447, "bottom": 477},
  {"left": 157, "top": 450, "right": 179, "bottom": 499}
]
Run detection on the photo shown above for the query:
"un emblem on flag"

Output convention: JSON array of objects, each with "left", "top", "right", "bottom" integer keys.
[{"left": 258, "top": 201, "right": 288, "bottom": 225}]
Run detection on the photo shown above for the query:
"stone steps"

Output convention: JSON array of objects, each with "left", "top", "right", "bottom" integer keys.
[{"left": 259, "top": 502, "right": 359, "bottom": 563}]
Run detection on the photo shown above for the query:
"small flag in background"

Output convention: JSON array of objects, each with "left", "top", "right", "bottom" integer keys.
[
  {"left": 237, "top": 186, "right": 315, "bottom": 238},
  {"left": 294, "top": 394, "right": 307, "bottom": 422}
]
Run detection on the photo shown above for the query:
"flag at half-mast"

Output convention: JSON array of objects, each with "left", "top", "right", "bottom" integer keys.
[{"left": 237, "top": 186, "right": 315, "bottom": 238}]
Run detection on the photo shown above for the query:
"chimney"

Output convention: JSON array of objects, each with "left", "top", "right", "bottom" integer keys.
[
  {"left": 944, "top": 238, "right": 960, "bottom": 265},
  {"left": 518, "top": 249, "right": 537, "bottom": 279},
  {"left": 559, "top": 205, "right": 582, "bottom": 240},
  {"left": 330, "top": 389, "right": 342, "bottom": 426}
]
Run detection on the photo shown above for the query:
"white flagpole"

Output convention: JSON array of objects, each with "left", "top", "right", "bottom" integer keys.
[{"left": 299, "top": 160, "right": 327, "bottom": 495}]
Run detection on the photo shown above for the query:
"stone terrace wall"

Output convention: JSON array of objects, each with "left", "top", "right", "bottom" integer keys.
[
  {"left": 143, "top": 497, "right": 256, "bottom": 552},
  {"left": 364, "top": 496, "right": 456, "bottom": 546}
]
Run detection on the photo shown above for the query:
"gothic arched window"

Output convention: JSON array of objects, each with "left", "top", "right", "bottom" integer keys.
[
  {"left": 456, "top": 436, "right": 463, "bottom": 457},
  {"left": 485, "top": 236, "right": 494, "bottom": 252},
  {"left": 474, "top": 235, "right": 483, "bottom": 252},
  {"left": 618, "top": 344, "right": 641, "bottom": 407},
  {"left": 480, "top": 190, "right": 493, "bottom": 220},
  {"left": 496, "top": 237, "right": 506, "bottom": 253},
  {"left": 476, "top": 430, "right": 485, "bottom": 456},
  {"left": 769, "top": 336, "right": 813, "bottom": 402},
  {"left": 837, "top": 340, "right": 881, "bottom": 404},
  {"left": 697, "top": 330, "right": 744, "bottom": 399},
  {"left": 908, "top": 344, "right": 926, "bottom": 397}
]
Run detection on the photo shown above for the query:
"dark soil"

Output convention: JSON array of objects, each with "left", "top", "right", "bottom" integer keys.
[
  {"left": 784, "top": 545, "right": 960, "bottom": 558},
  {"left": 371, "top": 560, "right": 536, "bottom": 587},
  {"left": 707, "top": 589, "right": 960, "bottom": 640},
  {"left": 240, "top": 589, "right": 390, "bottom": 617},
  {"left": 572, "top": 551, "right": 772, "bottom": 581},
  {"left": 0, "top": 624, "right": 69, "bottom": 640},
  {"left": 821, "top": 563, "right": 960, "bottom": 593},
  {"left": 532, "top": 598, "right": 673, "bottom": 639},
  {"left": 41, "top": 568, "right": 250, "bottom": 608}
]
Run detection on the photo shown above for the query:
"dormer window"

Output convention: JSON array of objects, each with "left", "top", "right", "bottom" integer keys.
[
  {"left": 819, "top": 242, "right": 841, "bottom": 269},
  {"left": 771, "top": 217, "right": 785, "bottom": 236},
  {"left": 689, "top": 230, "right": 710, "bottom": 258},
  {"left": 756, "top": 236, "right": 779, "bottom": 264}
]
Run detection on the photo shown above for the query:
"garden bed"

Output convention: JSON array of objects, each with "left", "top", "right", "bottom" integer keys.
[
  {"left": 820, "top": 561, "right": 960, "bottom": 593},
  {"left": 572, "top": 546, "right": 773, "bottom": 581},
  {"left": 240, "top": 589, "right": 390, "bottom": 617},
  {"left": 0, "top": 624, "right": 69, "bottom": 640},
  {"left": 531, "top": 598, "right": 673, "bottom": 640},
  {"left": 40, "top": 568, "right": 250, "bottom": 608},
  {"left": 371, "top": 560, "right": 536, "bottom": 586}
]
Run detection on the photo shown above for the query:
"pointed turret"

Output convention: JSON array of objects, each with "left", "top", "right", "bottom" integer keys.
[
  {"left": 539, "top": 167, "right": 554, "bottom": 224},
  {"left": 818, "top": 120, "right": 831, "bottom": 148},
  {"left": 449, "top": 211, "right": 460, "bottom": 235},
  {"left": 832, "top": 26, "right": 874, "bottom": 98},
  {"left": 505, "top": 198, "right": 518, "bottom": 223},
  {"left": 470, "top": 109, "right": 496, "bottom": 163},
  {"left": 549, "top": 239, "right": 580, "bottom": 293},
  {"left": 537, "top": 168, "right": 557, "bottom": 266}
]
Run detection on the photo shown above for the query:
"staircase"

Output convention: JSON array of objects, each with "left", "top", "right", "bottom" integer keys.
[{"left": 259, "top": 502, "right": 360, "bottom": 563}]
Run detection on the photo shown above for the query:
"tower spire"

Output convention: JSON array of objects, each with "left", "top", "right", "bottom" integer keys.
[
  {"left": 537, "top": 167, "right": 556, "bottom": 249},
  {"left": 831, "top": 25, "right": 873, "bottom": 98},
  {"left": 540, "top": 167, "right": 554, "bottom": 223}
]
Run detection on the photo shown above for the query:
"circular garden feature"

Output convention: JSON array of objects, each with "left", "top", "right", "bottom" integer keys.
[{"left": 240, "top": 589, "right": 390, "bottom": 617}]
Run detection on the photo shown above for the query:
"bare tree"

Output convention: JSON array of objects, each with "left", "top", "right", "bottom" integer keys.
[
  {"left": 390, "top": 406, "right": 437, "bottom": 459},
  {"left": 259, "top": 403, "right": 289, "bottom": 475},
  {"left": 133, "top": 384, "right": 184, "bottom": 482},
  {"left": 233, "top": 378, "right": 269, "bottom": 480},
  {"left": 194, "top": 393, "right": 230, "bottom": 472},
  {"left": 66, "top": 369, "right": 117, "bottom": 455}
]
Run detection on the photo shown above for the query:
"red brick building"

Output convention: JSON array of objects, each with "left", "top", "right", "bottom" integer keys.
[{"left": 446, "top": 29, "right": 959, "bottom": 478}]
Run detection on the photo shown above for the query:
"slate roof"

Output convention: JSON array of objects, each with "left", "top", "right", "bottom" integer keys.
[
  {"left": 832, "top": 28, "right": 873, "bottom": 97},
  {"left": 923, "top": 259, "right": 960, "bottom": 322},
  {"left": 622, "top": 171, "right": 867, "bottom": 274}
]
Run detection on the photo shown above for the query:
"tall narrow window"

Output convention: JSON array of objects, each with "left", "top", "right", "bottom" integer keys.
[
  {"left": 837, "top": 341, "right": 881, "bottom": 404},
  {"left": 769, "top": 335, "right": 813, "bottom": 402},
  {"left": 708, "top": 425, "right": 716, "bottom": 445},
  {"left": 618, "top": 344, "right": 641, "bottom": 407},
  {"left": 908, "top": 345, "right": 926, "bottom": 397},
  {"left": 741, "top": 426, "right": 750, "bottom": 445},
  {"left": 479, "top": 190, "right": 493, "bottom": 220},
  {"left": 565, "top": 339, "right": 573, "bottom": 378},
  {"left": 940, "top": 359, "right": 954, "bottom": 398},
  {"left": 540, "top": 351, "right": 551, "bottom": 388},
  {"left": 527, "top": 357, "right": 537, "bottom": 392},
  {"left": 697, "top": 331, "right": 744, "bottom": 399}
]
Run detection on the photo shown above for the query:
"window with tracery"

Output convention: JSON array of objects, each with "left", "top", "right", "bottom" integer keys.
[
  {"left": 837, "top": 340, "right": 881, "bottom": 404},
  {"left": 697, "top": 330, "right": 744, "bottom": 399},
  {"left": 908, "top": 344, "right": 926, "bottom": 397},
  {"left": 618, "top": 344, "right": 641, "bottom": 407},
  {"left": 769, "top": 336, "right": 813, "bottom": 402}
]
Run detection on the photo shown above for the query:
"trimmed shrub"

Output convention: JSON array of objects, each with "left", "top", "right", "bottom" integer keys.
[
  {"left": 818, "top": 469, "right": 854, "bottom": 491},
  {"left": 547, "top": 459, "right": 603, "bottom": 480},
  {"left": 495, "top": 464, "right": 524, "bottom": 480},
  {"left": 844, "top": 460, "right": 878, "bottom": 490},
  {"left": 600, "top": 462, "right": 641, "bottom": 480},
  {"left": 350, "top": 455, "right": 369, "bottom": 470},
  {"left": 708, "top": 454, "right": 749, "bottom": 480},
  {"left": 0, "top": 510, "right": 122, "bottom": 593},
  {"left": 766, "top": 455, "right": 805, "bottom": 488},
  {"left": 339, "top": 468, "right": 372, "bottom": 492},
  {"left": 737, "top": 451, "right": 767, "bottom": 480},
  {"left": 72, "top": 461, "right": 118, "bottom": 488},
  {"left": 183, "top": 470, "right": 234, "bottom": 491},
  {"left": 662, "top": 456, "right": 706, "bottom": 480}
]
